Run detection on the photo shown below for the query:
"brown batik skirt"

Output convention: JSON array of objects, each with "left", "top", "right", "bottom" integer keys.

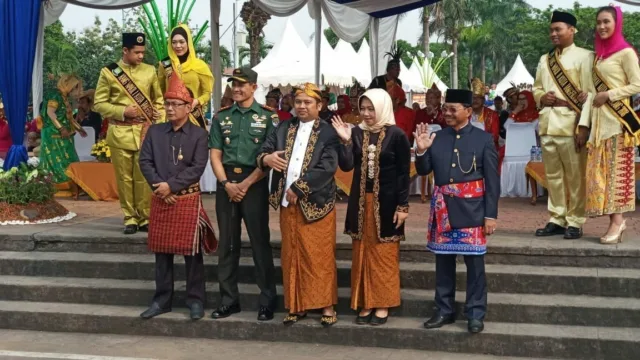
[
  {"left": 351, "top": 194, "right": 401, "bottom": 310},
  {"left": 280, "top": 204, "right": 338, "bottom": 313}
]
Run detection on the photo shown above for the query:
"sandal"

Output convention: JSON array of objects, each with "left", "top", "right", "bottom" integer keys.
[
  {"left": 320, "top": 311, "right": 338, "bottom": 327},
  {"left": 283, "top": 312, "right": 307, "bottom": 326}
]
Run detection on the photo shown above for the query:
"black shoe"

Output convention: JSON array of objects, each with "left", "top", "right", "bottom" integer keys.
[
  {"left": 124, "top": 225, "right": 138, "bottom": 235},
  {"left": 564, "top": 226, "right": 583, "bottom": 239},
  {"left": 423, "top": 313, "right": 455, "bottom": 329},
  {"left": 355, "top": 311, "right": 373, "bottom": 325},
  {"left": 138, "top": 224, "right": 149, "bottom": 232},
  {"left": 370, "top": 314, "right": 388, "bottom": 326},
  {"left": 140, "top": 303, "right": 171, "bottom": 319},
  {"left": 257, "top": 306, "right": 274, "bottom": 321},
  {"left": 211, "top": 304, "right": 241, "bottom": 319},
  {"left": 535, "top": 223, "right": 565, "bottom": 237},
  {"left": 189, "top": 302, "right": 204, "bottom": 320},
  {"left": 468, "top": 319, "right": 484, "bottom": 333}
]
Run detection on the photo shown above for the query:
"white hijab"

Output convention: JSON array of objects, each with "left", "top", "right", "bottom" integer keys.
[{"left": 358, "top": 88, "right": 396, "bottom": 133}]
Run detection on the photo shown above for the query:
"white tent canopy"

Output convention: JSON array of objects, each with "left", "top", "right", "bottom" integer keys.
[
  {"left": 308, "top": 33, "right": 354, "bottom": 87},
  {"left": 496, "top": 55, "right": 534, "bottom": 97},
  {"left": 355, "top": 39, "right": 372, "bottom": 86},
  {"left": 401, "top": 57, "right": 448, "bottom": 93}
]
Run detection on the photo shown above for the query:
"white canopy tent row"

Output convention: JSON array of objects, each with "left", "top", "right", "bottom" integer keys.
[{"left": 495, "top": 55, "right": 535, "bottom": 98}]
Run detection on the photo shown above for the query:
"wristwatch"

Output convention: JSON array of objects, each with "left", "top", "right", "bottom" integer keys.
[{"left": 221, "top": 180, "right": 230, "bottom": 188}]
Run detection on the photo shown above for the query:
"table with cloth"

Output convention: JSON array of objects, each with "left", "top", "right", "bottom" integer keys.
[
  {"left": 65, "top": 162, "right": 119, "bottom": 201},
  {"left": 525, "top": 161, "right": 640, "bottom": 205}
]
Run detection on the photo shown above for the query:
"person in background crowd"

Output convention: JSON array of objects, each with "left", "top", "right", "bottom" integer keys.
[
  {"left": 333, "top": 88, "right": 410, "bottom": 326},
  {"left": 221, "top": 84, "right": 234, "bottom": 108},
  {"left": 532, "top": 11, "right": 592, "bottom": 240},
  {"left": 584, "top": 6, "right": 640, "bottom": 244},
  {"left": 503, "top": 86, "right": 520, "bottom": 112},
  {"left": 493, "top": 96, "right": 509, "bottom": 140},
  {"left": 266, "top": 90, "right": 291, "bottom": 123},
  {"left": 158, "top": 24, "right": 213, "bottom": 128},
  {"left": 76, "top": 89, "right": 102, "bottom": 142},
  {"left": 257, "top": 83, "right": 339, "bottom": 327},
  {"left": 470, "top": 78, "right": 501, "bottom": 149},
  {"left": 138, "top": 74, "right": 217, "bottom": 321},
  {"left": 209, "top": 67, "right": 278, "bottom": 322},
  {"left": 320, "top": 91, "right": 335, "bottom": 123},
  {"left": 0, "top": 103, "right": 11, "bottom": 158},
  {"left": 282, "top": 93, "right": 295, "bottom": 116},
  {"left": 336, "top": 94, "right": 360, "bottom": 125},
  {"left": 415, "top": 89, "right": 499, "bottom": 335},
  {"left": 93, "top": 32, "right": 165, "bottom": 235},
  {"left": 412, "top": 102, "right": 421, "bottom": 111},
  {"left": 40, "top": 74, "right": 88, "bottom": 196},
  {"left": 416, "top": 84, "right": 446, "bottom": 128},
  {"left": 389, "top": 84, "right": 416, "bottom": 143},
  {"left": 504, "top": 91, "right": 540, "bottom": 131},
  {"left": 368, "top": 45, "right": 403, "bottom": 91}
]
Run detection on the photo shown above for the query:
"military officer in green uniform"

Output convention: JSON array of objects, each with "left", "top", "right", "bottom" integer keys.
[{"left": 209, "top": 67, "right": 278, "bottom": 321}]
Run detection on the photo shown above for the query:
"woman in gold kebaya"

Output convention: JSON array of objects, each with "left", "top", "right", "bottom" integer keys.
[
  {"left": 585, "top": 6, "right": 640, "bottom": 244},
  {"left": 333, "top": 88, "right": 411, "bottom": 326},
  {"left": 158, "top": 24, "right": 213, "bottom": 127}
]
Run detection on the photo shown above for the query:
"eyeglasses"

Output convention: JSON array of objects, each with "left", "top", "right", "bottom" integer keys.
[{"left": 164, "top": 101, "right": 188, "bottom": 108}]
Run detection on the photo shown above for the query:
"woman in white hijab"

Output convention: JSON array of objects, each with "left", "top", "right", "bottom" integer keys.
[{"left": 332, "top": 88, "right": 411, "bottom": 326}]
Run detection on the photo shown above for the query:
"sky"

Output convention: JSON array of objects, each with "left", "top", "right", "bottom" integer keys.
[{"left": 59, "top": 0, "right": 640, "bottom": 58}]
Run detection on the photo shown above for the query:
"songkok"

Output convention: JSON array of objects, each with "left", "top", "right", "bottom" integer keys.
[
  {"left": 228, "top": 67, "right": 258, "bottom": 83},
  {"left": 164, "top": 74, "right": 193, "bottom": 104},
  {"left": 470, "top": 77, "right": 485, "bottom": 97},
  {"left": 551, "top": 11, "right": 577, "bottom": 27},
  {"left": 123, "top": 33, "right": 145, "bottom": 48},
  {"left": 294, "top": 83, "right": 322, "bottom": 101},
  {"left": 445, "top": 89, "right": 473, "bottom": 105}
]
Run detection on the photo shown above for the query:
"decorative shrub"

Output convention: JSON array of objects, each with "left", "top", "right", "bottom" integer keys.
[{"left": 0, "top": 163, "right": 55, "bottom": 205}]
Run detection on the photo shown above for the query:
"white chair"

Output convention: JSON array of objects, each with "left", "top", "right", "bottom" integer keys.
[
  {"left": 74, "top": 127, "right": 95, "bottom": 162},
  {"left": 500, "top": 122, "right": 538, "bottom": 197}
]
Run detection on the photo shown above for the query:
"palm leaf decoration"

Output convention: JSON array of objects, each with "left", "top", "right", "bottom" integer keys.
[{"left": 138, "top": 0, "right": 210, "bottom": 60}]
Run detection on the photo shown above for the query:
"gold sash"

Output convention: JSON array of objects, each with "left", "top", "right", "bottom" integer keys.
[
  {"left": 161, "top": 58, "right": 207, "bottom": 128},
  {"left": 592, "top": 57, "right": 640, "bottom": 138},
  {"left": 547, "top": 49, "right": 585, "bottom": 115},
  {"left": 105, "top": 63, "right": 155, "bottom": 123}
]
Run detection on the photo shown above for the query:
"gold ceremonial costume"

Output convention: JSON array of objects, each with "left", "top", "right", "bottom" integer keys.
[
  {"left": 532, "top": 44, "right": 593, "bottom": 228},
  {"left": 93, "top": 60, "right": 165, "bottom": 227}
]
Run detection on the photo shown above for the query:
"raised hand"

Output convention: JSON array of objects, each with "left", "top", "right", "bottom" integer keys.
[
  {"left": 331, "top": 115, "right": 352, "bottom": 142},
  {"left": 413, "top": 123, "right": 436, "bottom": 153}
]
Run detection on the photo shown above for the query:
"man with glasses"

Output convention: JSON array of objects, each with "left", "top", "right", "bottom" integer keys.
[
  {"left": 138, "top": 75, "right": 217, "bottom": 321},
  {"left": 208, "top": 67, "right": 278, "bottom": 321},
  {"left": 414, "top": 89, "right": 499, "bottom": 334}
]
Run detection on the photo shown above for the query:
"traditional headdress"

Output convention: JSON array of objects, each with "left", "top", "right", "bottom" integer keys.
[
  {"left": 511, "top": 90, "right": 539, "bottom": 123},
  {"left": 551, "top": 11, "right": 577, "bottom": 27},
  {"left": 469, "top": 78, "right": 485, "bottom": 97},
  {"left": 336, "top": 94, "right": 352, "bottom": 116},
  {"left": 123, "top": 32, "right": 145, "bottom": 48},
  {"left": 294, "top": 83, "right": 322, "bottom": 101},
  {"left": 164, "top": 74, "right": 193, "bottom": 104},
  {"left": 503, "top": 81, "right": 519, "bottom": 99},
  {"left": 384, "top": 43, "right": 404, "bottom": 69},
  {"left": 167, "top": 24, "right": 213, "bottom": 78},
  {"left": 359, "top": 89, "right": 396, "bottom": 133}
]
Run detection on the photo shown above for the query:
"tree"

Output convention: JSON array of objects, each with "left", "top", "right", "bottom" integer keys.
[
  {"left": 240, "top": 1, "right": 271, "bottom": 67},
  {"left": 238, "top": 37, "right": 272, "bottom": 66},
  {"left": 396, "top": 39, "right": 421, "bottom": 68},
  {"left": 430, "top": 0, "right": 475, "bottom": 88},
  {"left": 43, "top": 21, "right": 79, "bottom": 86}
]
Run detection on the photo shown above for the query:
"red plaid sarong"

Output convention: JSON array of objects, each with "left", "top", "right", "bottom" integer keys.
[{"left": 148, "top": 188, "right": 217, "bottom": 255}]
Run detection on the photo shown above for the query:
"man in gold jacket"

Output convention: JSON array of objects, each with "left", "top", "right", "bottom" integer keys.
[
  {"left": 532, "top": 11, "right": 593, "bottom": 240},
  {"left": 94, "top": 33, "right": 165, "bottom": 234}
]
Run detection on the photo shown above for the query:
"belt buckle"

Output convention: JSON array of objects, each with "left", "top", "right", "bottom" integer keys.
[{"left": 233, "top": 168, "right": 242, "bottom": 174}]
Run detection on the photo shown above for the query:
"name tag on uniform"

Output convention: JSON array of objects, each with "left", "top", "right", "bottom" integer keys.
[{"left": 251, "top": 123, "right": 267, "bottom": 128}]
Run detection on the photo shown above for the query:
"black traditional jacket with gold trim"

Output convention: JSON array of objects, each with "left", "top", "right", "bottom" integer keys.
[
  {"left": 339, "top": 125, "right": 411, "bottom": 242},
  {"left": 257, "top": 117, "right": 339, "bottom": 222}
]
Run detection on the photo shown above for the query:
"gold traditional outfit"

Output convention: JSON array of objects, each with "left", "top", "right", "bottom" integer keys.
[
  {"left": 158, "top": 24, "right": 213, "bottom": 127},
  {"left": 533, "top": 44, "right": 593, "bottom": 229},
  {"left": 585, "top": 48, "right": 640, "bottom": 216},
  {"left": 93, "top": 60, "right": 165, "bottom": 227}
]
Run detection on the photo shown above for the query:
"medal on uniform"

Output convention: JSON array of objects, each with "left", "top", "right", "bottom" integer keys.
[
  {"left": 252, "top": 114, "right": 259, "bottom": 120},
  {"left": 223, "top": 129, "right": 231, "bottom": 135},
  {"left": 254, "top": 138, "right": 259, "bottom": 144},
  {"left": 225, "top": 137, "right": 230, "bottom": 144}
]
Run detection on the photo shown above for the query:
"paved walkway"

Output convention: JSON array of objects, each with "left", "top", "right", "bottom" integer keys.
[{"left": 0, "top": 330, "right": 550, "bottom": 360}]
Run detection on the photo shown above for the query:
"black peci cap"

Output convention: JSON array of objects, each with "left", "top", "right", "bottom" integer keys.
[
  {"left": 123, "top": 33, "right": 145, "bottom": 48},
  {"left": 444, "top": 89, "right": 473, "bottom": 105},
  {"left": 551, "top": 11, "right": 577, "bottom": 27}
]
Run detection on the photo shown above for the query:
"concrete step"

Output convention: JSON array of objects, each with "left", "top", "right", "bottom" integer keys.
[
  {"left": 1, "top": 252, "right": 639, "bottom": 298},
  {"left": 0, "top": 276, "right": 638, "bottom": 328},
  {"left": 0, "top": 300, "right": 635, "bottom": 359},
  {"left": 2, "top": 233, "right": 639, "bottom": 268}
]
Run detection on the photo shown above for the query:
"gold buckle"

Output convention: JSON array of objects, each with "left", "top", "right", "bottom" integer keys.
[{"left": 233, "top": 168, "right": 242, "bottom": 174}]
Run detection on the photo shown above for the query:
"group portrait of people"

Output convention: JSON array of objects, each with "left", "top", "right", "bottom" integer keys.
[{"left": 42, "top": 5, "right": 638, "bottom": 335}]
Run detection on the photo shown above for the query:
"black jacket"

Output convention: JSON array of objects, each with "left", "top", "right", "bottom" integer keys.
[
  {"left": 415, "top": 124, "right": 499, "bottom": 229},
  {"left": 257, "top": 118, "right": 339, "bottom": 222},
  {"left": 339, "top": 125, "right": 410, "bottom": 242}
]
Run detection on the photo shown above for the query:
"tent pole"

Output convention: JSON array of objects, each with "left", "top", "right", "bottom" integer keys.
[
  {"left": 211, "top": 0, "right": 222, "bottom": 112},
  {"left": 314, "top": 0, "right": 321, "bottom": 85}
]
